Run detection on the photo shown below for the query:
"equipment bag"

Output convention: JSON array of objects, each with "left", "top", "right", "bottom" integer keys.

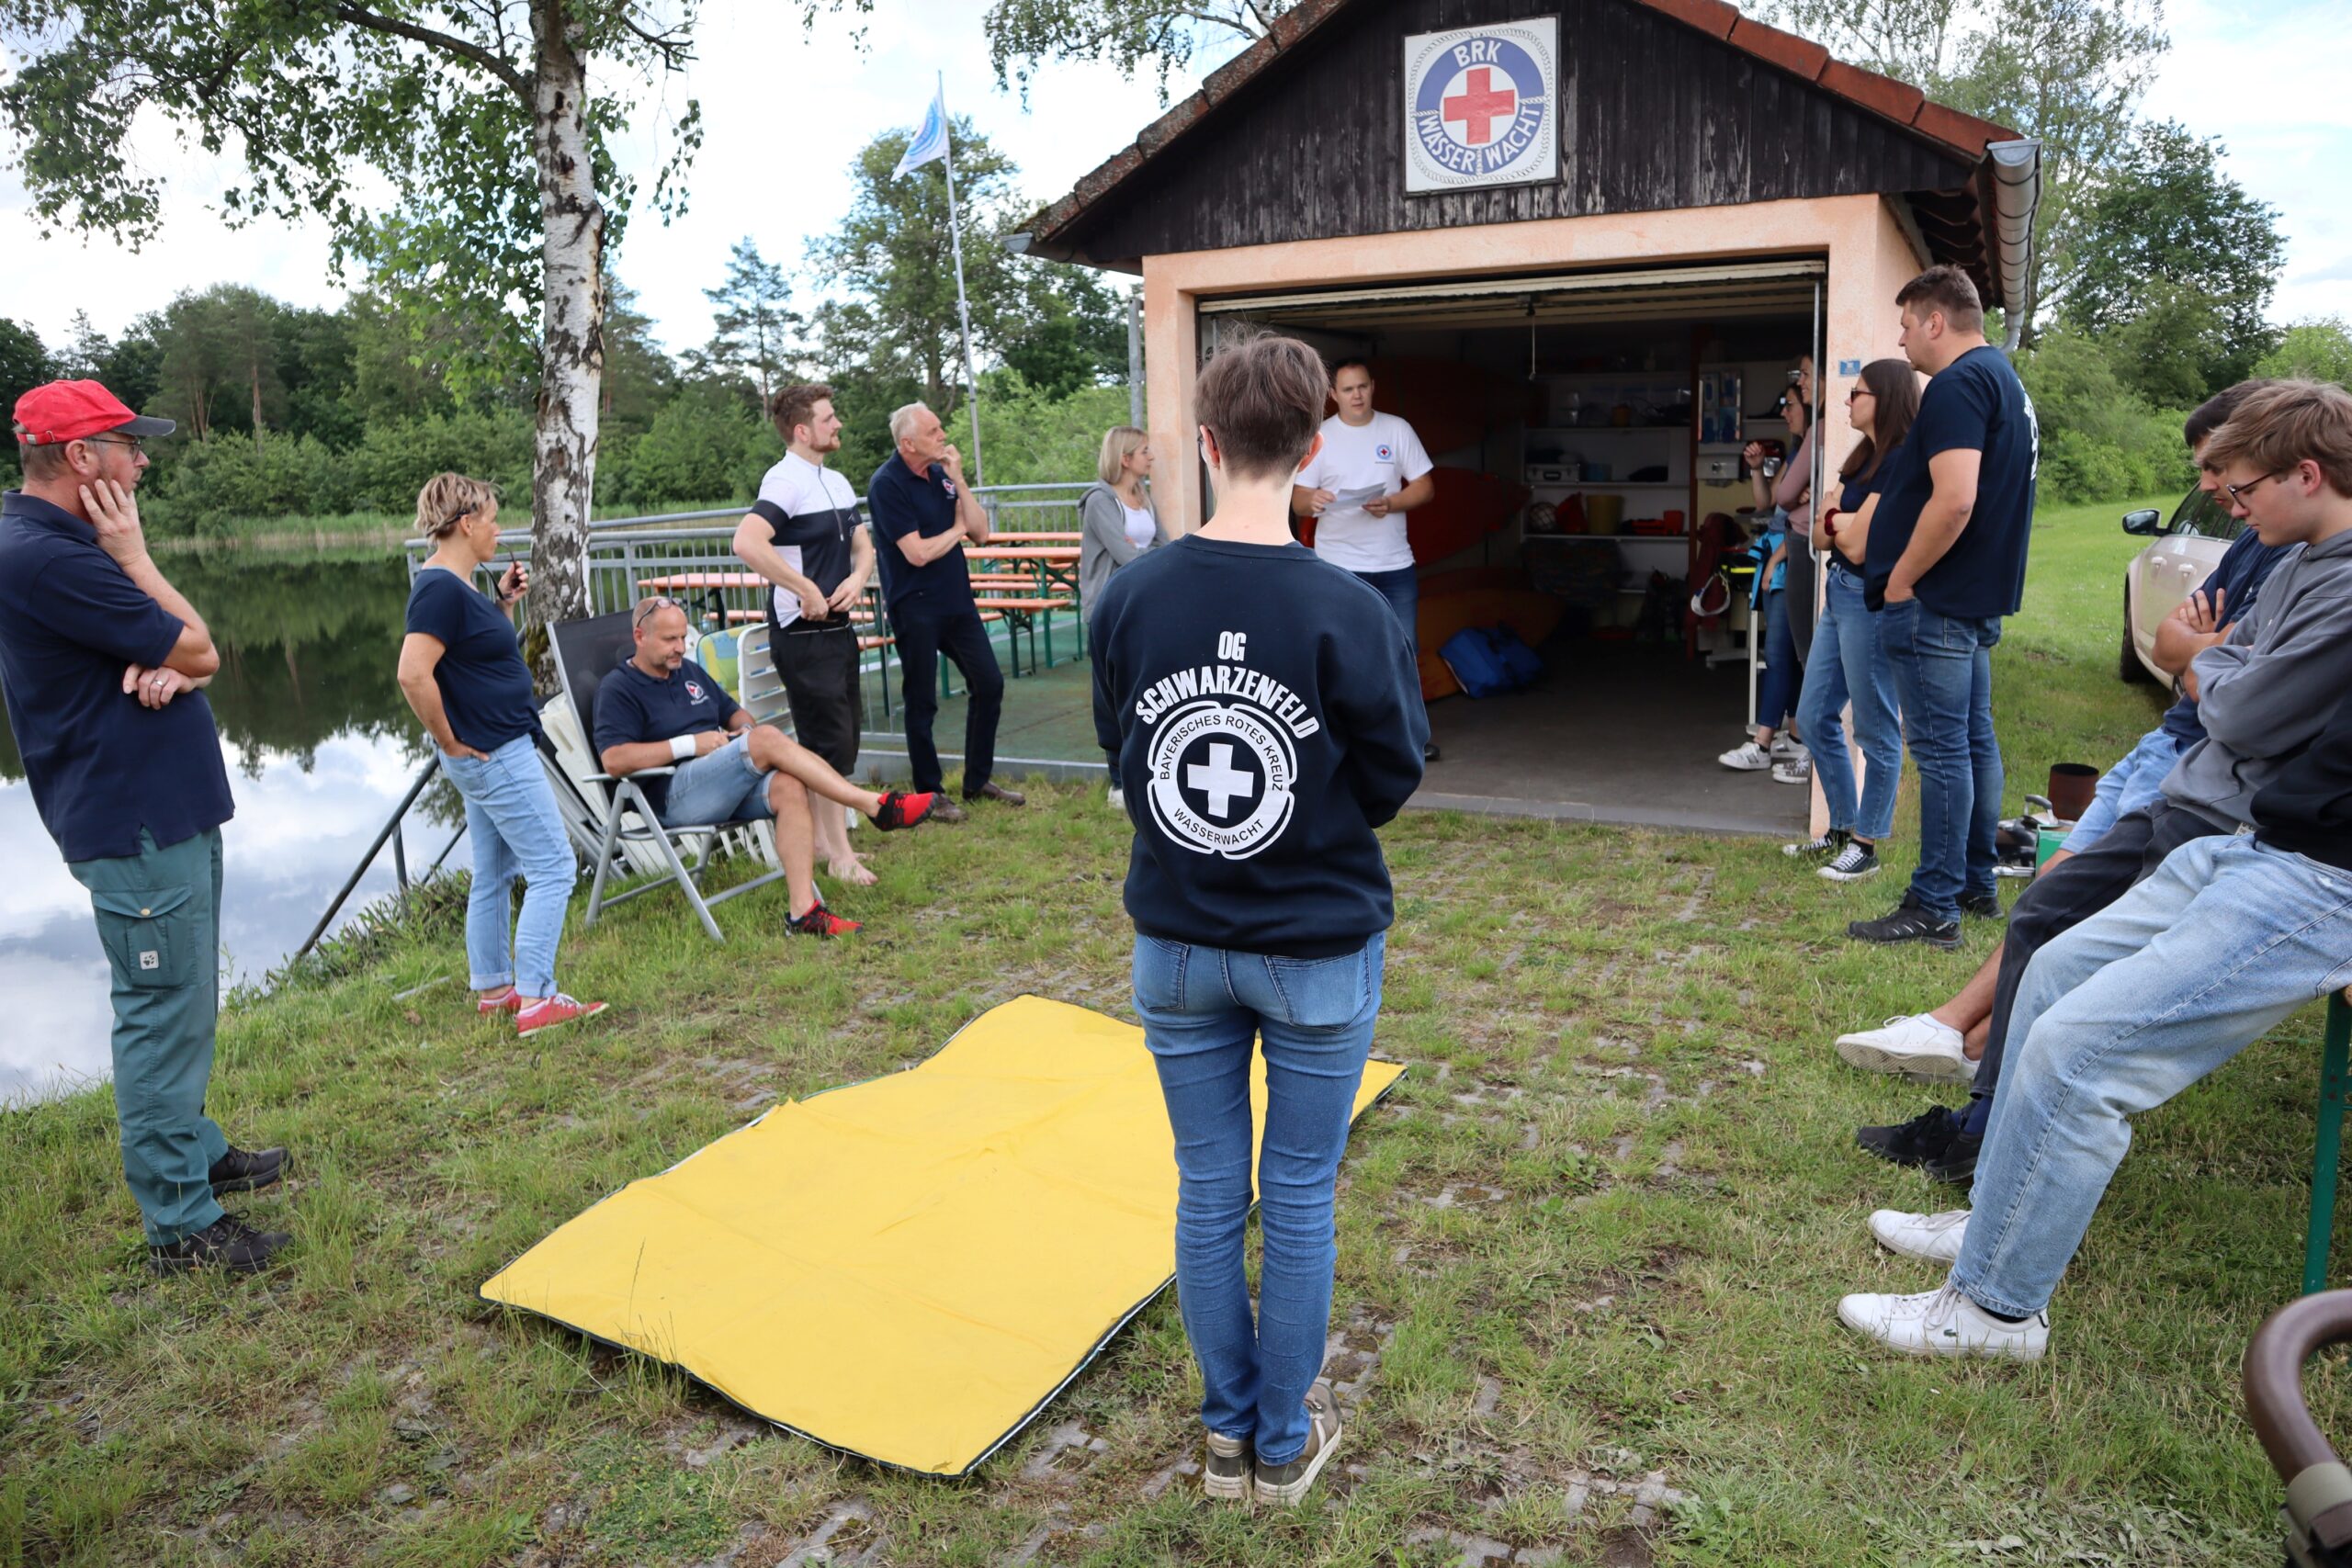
[{"left": 1438, "top": 624, "right": 1543, "bottom": 698}]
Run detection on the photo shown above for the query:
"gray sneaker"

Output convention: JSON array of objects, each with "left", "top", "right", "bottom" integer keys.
[
  {"left": 1204, "top": 1431, "right": 1250, "bottom": 1501},
  {"left": 1253, "top": 1380, "right": 1342, "bottom": 1507}
]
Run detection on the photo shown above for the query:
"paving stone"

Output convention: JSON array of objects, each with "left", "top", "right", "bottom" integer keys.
[
  {"left": 781, "top": 1502, "right": 874, "bottom": 1568},
  {"left": 1472, "top": 1376, "right": 1502, "bottom": 1417}
]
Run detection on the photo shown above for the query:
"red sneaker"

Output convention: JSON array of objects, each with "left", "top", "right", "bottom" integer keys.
[
  {"left": 874, "top": 790, "right": 936, "bottom": 830},
  {"left": 477, "top": 987, "right": 521, "bottom": 1016},
  {"left": 515, "top": 994, "right": 609, "bottom": 1036},
  {"left": 788, "top": 901, "right": 863, "bottom": 938}
]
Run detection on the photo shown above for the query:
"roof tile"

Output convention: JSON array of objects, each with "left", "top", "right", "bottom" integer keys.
[
  {"left": 1818, "top": 59, "right": 1927, "bottom": 124},
  {"left": 1726, "top": 15, "right": 1832, "bottom": 81},
  {"left": 1632, "top": 0, "right": 1738, "bottom": 39},
  {"left": 1912, "top": 98, "right": 2011, "bottom": 154}
]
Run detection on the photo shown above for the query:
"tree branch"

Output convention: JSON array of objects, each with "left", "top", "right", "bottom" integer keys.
[
  {"left": 332, "top": 2, "right": 532, "bottom": 104},
  {"left": 616, "top": 5, "right": 695, "bottom": 65}
]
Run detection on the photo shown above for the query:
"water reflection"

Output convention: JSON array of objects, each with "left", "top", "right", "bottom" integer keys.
[{"left": 1, "top": 552, "right": 442, "bottom": 1106}]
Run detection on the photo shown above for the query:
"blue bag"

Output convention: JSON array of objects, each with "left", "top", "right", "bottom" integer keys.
[{"left": 1439, "top": 625, "right": 1543, "bottom": 698}]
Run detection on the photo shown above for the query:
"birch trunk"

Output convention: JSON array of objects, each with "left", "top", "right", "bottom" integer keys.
[{"left": 526, "top": 0, "right": 605, "bottom": 660}]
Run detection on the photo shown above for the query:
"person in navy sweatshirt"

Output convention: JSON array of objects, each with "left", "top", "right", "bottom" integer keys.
[{"left": 1090, "top": 333, "right": 1426, "bottom": 1509}]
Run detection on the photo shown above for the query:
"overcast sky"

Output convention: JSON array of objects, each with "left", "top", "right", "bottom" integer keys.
[{"left": 2, "top": 0, "right": 2343, "bottom": 358}]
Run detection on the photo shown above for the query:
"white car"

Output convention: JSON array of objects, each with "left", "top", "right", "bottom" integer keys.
[{"left": 2119, "top": 487, "right": 2241, "bottom": 684}]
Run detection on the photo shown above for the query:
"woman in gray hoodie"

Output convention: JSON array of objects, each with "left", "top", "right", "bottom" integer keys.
[{"left": 1080, "top": 425, "right": 1170, "bottom": 807}]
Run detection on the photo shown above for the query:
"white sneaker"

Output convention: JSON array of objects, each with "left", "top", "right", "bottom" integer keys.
[
  {"left": 1770, "top": 733, "right": 1806, "bottom": 761},
  {"left": 1719, "top": 740, "right": 1772, "bottom": 771},
  {"left": 1869, "top": 1208, "right": 1972, "bottom": 1263},
  {"left": 1772, "top": 756, "right": 1813, "bottom": 784},
  {"left": 1835, "top": 1014, "right": 1974, "bottom": 1083},
  {"left": 1838, "top": 1280, "right": 2047, "bottom": 1360},
  {"left": 1107, "top": 785, "right": 1125, "bottom": 811}
]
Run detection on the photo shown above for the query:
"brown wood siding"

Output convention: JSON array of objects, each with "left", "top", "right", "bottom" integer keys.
[{"left": 1057, "top": 0, "right": 1973, "bottom": 265}]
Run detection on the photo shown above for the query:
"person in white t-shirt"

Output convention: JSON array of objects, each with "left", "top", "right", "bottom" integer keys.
[{"left": 1292, "top": 358, "right": 1440, "bottom": 761}]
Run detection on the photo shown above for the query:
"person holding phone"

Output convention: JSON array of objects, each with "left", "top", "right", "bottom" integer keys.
[{"left": 396, "top": 473, "right": 606, "bottom": 1037}]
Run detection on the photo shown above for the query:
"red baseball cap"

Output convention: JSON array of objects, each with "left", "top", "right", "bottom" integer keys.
[{"left": 12, "top": 380, "right": 175, "bottom": 446}]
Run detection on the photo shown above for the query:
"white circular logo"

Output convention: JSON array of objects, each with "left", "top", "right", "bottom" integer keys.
[{"left": 1146, "top": 699, "right": 1296, "bottom": 859}]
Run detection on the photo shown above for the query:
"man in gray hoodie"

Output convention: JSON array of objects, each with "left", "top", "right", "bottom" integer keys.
[{"left": 1855, "top": 379, "right": 2352, "bottom": 1185}]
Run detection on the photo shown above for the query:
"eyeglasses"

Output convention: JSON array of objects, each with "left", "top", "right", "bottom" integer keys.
[
  {"left": 1846, "top": 389, "right": 1875, "bottom": 402},
  {"left": 81, "top": 434, "right": 144, "bottom": 454},
  {"left": 2224, "top": 471, "right": 2284, "bottom": 505},
  {"left": 634, "top": 595, "right": 684, "bottom": 626}
]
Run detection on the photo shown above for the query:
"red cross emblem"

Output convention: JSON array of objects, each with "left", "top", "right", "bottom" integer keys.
[{"left": 1442, "top": 67, "right": 1517, "bottom": 146}]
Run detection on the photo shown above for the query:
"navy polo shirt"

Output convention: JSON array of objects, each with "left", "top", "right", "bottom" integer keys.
[
  {"left": 865, "top": 455, "right": 977, "bottom": 617},
  {"left": 404, "top": 567, "right": 540, "bottom": 751},
  {"left": 592, "top": 655, "right": 741, "bottom": 817},
  {"left": 0, "top": 491, "right": 235, "bottom": 863},
  {"left": 1863, "top": 345, "right": 2041, "bottom": 618}
]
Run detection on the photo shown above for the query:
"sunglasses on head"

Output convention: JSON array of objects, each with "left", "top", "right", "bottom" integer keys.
[{"left": 634, "top": 595, "right": 686, "bottom": 626}]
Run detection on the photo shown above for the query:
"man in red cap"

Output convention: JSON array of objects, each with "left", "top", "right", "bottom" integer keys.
[{"left": 0, "top": 380, "right": 290, "bottom": 1274}]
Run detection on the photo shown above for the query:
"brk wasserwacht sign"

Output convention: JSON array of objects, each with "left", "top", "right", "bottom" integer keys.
[{"left": 1403, "top": 18, "right": 1559, "bottom": 193}]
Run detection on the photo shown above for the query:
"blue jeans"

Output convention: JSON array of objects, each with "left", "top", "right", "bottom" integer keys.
[
  {"left": 1951, "top": 837, "right": 2352, "bottom": 1317},
  {"left": 1880, "top": 598, "right": 2004, "bottom": 922},
  {"left": 1132, "top": 931, "right": 1385, "bottom": 1465},
  {"left": 1353, "top": 566, "right": 1419, "bottom": 660},
  {"left": 1797, "top": 563, "right": 1902, "bottom": 840},
  {"left": 659, "top": 732, "right": 774, "bottom": 826},
  {"left": 1758, "top": 587, "right": 1800, "bottom": 734},
  {"left": 2066, "top": 728, "right": 2185, "bottom": 855},
  {"left": 444, "top": 736, "right": 576, "bottom": 998}
]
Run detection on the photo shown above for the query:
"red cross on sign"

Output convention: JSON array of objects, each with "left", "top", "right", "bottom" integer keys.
[{"left": 1442, "top": 67, "right": 1516, "bottom": 146}]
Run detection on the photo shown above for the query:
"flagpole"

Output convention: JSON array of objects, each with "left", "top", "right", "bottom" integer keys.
[{"left": 937, "top": 72, "right": 985, "bottom": 485}]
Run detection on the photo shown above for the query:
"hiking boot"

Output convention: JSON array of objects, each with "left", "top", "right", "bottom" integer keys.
[
  {"left": 1254, "top": 1380, "right": 1342, "bottom": 1507},
  {"left": 1819, "top": 841, "right": 1882, "bottom": 883},
  {"left": 1836, "top": 1015, "right": 1973, "bottom": 1083},
  {"left": 1782, "top": 828, "right": 1849, "bottom": 861},
  {"left": 1856, "top": 1103, "right": 1963, "bottom": 1168},
  {"left": 1923, "top": 1132, "right": 1984, "bottom": 1186},
  {"left": 208, "top": 1145, "right": 288, "bottom": 1197},
  {"left": 149, "top": 1214, "right": 291, "bottom": 1276},
  {"left": 788, "top": 900, "right": 862, "bottom": 938},
  {"left": 1870, "top": 1207, "right": 1972, "bottom": 1264},
  {"left": 1849, "top": 895, "right": 1961, "bottom": 949},
  {"left": 925, "top": 795, "right": 968, "bottom": 824},
  {"left": 965, "top": 781, "right": 1025, "bottom": 807},
  {"left": 1718, "top": 740, "right": 1771, "bottom": 771},
  {"left": 873, "top": 790, "right": 936, "bottom": 830},
  {"left": 1960, "top": 890, "right": 2006, "bottom": 919},
  {"left": 516, "top": 994, "right": 608, "bottom": 1037},
  {"left": 1838, "top": 1280, "right": 2046, "bottom": 1361},
  {"left": 1204, "top": 1432, "right": 1251, "bottom": 1502}
]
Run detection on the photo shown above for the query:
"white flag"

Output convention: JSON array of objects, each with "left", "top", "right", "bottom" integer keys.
[{"left": 892, "top": 85, "right": 950, "bottom": 179}]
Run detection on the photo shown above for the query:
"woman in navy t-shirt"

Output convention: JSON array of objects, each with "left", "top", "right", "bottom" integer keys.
[
  {"left": 1785, "top": 359, "right": 1923, "bottom": 882},
  {"left": 395, "top": 474, "right": 605, "bottom": 1037}
]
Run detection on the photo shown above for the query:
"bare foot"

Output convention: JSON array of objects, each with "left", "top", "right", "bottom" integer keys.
[{"left": 828, "top": 855, "right": 878, "bottom": 887}]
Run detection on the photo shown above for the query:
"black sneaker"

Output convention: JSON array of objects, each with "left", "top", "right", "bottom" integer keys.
[
  {"left": 1857, "top": 1103, "right": 1962, "bottom": 1168},
  {"left": 149, "top": 1214, "right": 291, "bottom": 1276},
  {"left": 208, "top": 1145, "right": 288, "bottom": 1197},
  {"left": 1818, "top": 841, "right": 1882, "bottom": 882},
  {"left": 1923, "top": 1132, "right": 1984, "bottom": 1186},
  {"left": 1960, "top": 891, "right": 2006, "bottom": 919},
  {"left": 1849, "top": 895, "right": 1961, "bottom": 949},
  {"left": 1783, "top": 828, "right": 1849, "bottom": 861}
]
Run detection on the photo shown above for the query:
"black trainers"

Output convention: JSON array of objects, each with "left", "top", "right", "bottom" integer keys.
[
  {"left": 1960, "top": 890, "right": 2006, "bottom": 919},
  {"left": 1819, "top": 841, "right": 1882, "bottom": 882},
  {"left": 1783, "top": 828, "right": 1849, "bottom": 861},
  {"left": 1849, "top": 895, "right": 1961, "bottom": 949},
  {"left": 1857, "top": 1103, "right": 1963, "bottom": 1168},
  {"left": 149, "top": 1214, "right": 291, "bottom": 1276},
  {"left": 1254, "top": 1379, "right": 1343, "bottom": 1507},
  {"left": 1203, "top": 1432, "right": 1250, "bottom": 1502},
  {"left": 208, "top": 1145, "right": 288, "bottom": 1197},
  {"left": 1924, "top": 1132, "right": 1984, "bottom": 1186}
]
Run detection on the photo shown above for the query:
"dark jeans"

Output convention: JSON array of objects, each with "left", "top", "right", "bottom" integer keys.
[
  {"left": 1960, "top": 797, "right": 2231, "bottom": 1136},
  {"left": 1880, "top": 598, "right": 2004, "bottom": 923},
  {"left": 895, "top": 604, "right": 1003, "bottom": 795},
  {"left": 1783, "top": 541, "right": 1817, "bottom": 670},
  {"left": 1352, "top": 565, "right": 1419, "bottom": 660},
  {"left": 1758, "top": 587, "right": 1799, "bottom": 733}
]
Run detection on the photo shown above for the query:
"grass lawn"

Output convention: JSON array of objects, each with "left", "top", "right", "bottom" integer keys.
[{"left": 6, "top": 491, "right": 2344, "bottom": 1567}]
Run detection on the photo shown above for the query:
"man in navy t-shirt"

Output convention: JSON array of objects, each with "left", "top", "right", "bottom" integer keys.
[
  {"left": 0, "top": 380, "right": 288, "bottom": 1275},
  {"left": 1852, "top": 266, "right": 2041, "bottom": 947},
  {"left": 865, "top": 402, "right": 1016, "bottom": 820}
]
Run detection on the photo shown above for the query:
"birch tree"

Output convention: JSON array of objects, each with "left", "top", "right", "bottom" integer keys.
[{"left": 0, "top": 0, "right": 705, "bottom": 629}]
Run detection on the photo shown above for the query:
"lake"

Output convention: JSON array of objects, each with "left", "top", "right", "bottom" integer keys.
[{"left": 0, "top": 550, "right": 447, "bottom": 1107}]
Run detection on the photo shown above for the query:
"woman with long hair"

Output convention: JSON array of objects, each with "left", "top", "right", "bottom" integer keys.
[
  {"left": 1080, "top": 425, "right": 1170, "bottom": 808},
  {"left": 1782, "top": 358, "right": 1922, "bottom": 881},
  {"left": 396, "top": 473, "right": 605, "bottom": 1036}
]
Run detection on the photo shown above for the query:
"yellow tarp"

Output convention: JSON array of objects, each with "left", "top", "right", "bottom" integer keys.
[{"left": 481, "top": 994, "right": 1404, "bottom": 1475}]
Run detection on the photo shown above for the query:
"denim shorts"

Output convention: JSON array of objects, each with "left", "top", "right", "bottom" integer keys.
[{"left": 657, "top": 733, "right": 771, "bottom": 827}]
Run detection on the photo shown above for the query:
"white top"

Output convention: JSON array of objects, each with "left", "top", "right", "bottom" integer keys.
[
  {"left": 1121, "top": 502, "right": 1158, "bottom": 549},
  {"left": 1297, "top": 411, "right": 1434, "bottom": 572},
  {"left": 753, "top": 452, "right": 860, "bottom": 629}
]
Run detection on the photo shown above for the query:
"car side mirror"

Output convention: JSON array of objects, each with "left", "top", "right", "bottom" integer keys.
[{"left": 2120, "top": 508, "right": 2164, "bottom": 536}]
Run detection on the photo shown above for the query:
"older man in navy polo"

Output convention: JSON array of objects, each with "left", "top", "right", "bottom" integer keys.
[{"left": 0, "top": 381, "right": 290, "bottom": 1275}]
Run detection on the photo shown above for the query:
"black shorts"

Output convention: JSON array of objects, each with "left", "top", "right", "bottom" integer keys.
[{"left": 773, "top": 619, "right": 864, "bottom": 774}]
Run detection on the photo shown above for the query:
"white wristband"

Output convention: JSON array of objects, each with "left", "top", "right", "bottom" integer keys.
[{"left": 670, "top": 734, "right": 696, "bottom": 761}]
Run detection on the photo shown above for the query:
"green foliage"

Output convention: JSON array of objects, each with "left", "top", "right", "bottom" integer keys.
[
  {"left": 977, "top": 0, "right": 1275, "bottom": 97},
  {"left": 2018, "top": 328, "right": 2192, "bottom": 502},
  {"left": 701, "top": 238, "right": 804, "bottom": 406},
  {"left": 153, "top": 434, "right": 351, "bottom": 536},
  {"left": 607, "top": 386, "right": 782, "bottom": 511},
  {"left": 2256, "top": 320, "right": 2352, "bottom": 389},
  {"left": 0, "top": 313, "right": 51, "bottom": 487},
  {"left": 340, "top": 410, "right": 535, "bottom": 515},
  {"left": 970, "top": 373, "right": 1132, "bottom": 487}
]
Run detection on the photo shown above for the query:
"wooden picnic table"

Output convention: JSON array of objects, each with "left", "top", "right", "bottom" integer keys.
[{"left": 984, "top": 531, "right": 1081, "bottom": 544}]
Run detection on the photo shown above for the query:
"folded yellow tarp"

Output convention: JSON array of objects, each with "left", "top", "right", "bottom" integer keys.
[{"left": 481, "top": 994, "right": 1404, "bottom": 1476}]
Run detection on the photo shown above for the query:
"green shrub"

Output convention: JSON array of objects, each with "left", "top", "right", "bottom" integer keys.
[
  {"left": 609, "top": 388, "right": 781, "bottom": 511},
  {"left": 2018, "top": 331, "right": 2194, "bottom": 504},
  {"left": 149, "top": 433, "right": 352, "bottom": 535},
  {"left": 342, "top": 408, "right": 533, "bottom": 514},
  {"left": 2254, "top": 319, "right": 2352, "bottom": 388}
]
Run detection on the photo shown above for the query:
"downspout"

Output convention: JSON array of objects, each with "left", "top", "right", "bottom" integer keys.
[{"left": 1985, "top": 140, "right": 2042, "bottom": 353}]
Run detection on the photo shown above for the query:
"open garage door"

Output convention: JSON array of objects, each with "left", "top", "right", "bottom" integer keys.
[{"left": 1197, "top": 259, "right": 1826, "bottom": 333}]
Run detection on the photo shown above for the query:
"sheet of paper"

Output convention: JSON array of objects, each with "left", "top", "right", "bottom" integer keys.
[{"left": 1333, "top": 485, "right": 1387, "bottom": 507}]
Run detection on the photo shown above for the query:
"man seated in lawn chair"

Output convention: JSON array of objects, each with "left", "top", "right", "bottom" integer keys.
[{"left": 593, "top": 597, "right": 937, "bottom": 937}]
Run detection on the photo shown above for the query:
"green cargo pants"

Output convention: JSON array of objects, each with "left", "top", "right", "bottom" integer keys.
[{"left": 67, "top": 827, "right": 230, "bottom": 1245}]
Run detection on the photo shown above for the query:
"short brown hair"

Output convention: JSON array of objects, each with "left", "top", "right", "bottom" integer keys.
[
  {"left": 414, "top": 472, "right": 499, "bottom": 539},
  {"left": 12, "top": 425, "right": 66, "bottom": 481},
  {"left": 1895, "top": 265, "right": 1984, "bottom": 335},
  {"left": 769, "top": 382, "right": 834, "bottom": 444},
  {"left": 2185, "top": 379, "right": 2275, "bottom": 455},
  {"left": 1194, "top": 333, "right": 1327, "bottom": 483},
  {"left": 2201, "top": 379, "right": 2352, "bottom": 499}
]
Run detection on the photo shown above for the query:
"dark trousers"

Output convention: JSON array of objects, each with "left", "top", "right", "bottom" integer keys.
[
  {"left": 774, "top": 619, "right": 864, "bottom": 774},
  {"left": 1784, "top": 542, "right": 1817, "bottom": 670},
  {"left": 895, "top": 604, "right": 1004, "bottom": 795},
  {"left": 1962, "top": 797, "right": 2231, "bottom": 1135}
]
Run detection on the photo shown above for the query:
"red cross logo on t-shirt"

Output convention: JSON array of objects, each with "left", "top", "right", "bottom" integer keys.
[{"left": 1442, "top": 68, "right": 1517, "bottom": 147}]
